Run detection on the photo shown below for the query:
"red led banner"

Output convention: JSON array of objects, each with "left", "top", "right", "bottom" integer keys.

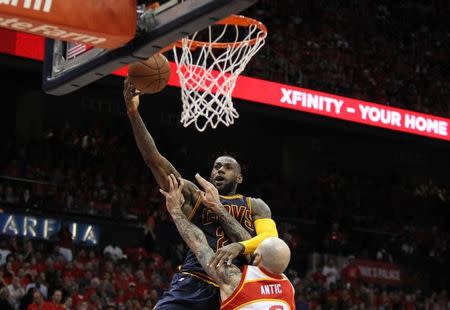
[
  {"left": 355, "top": 259, "right": 402, "bottom": 286},
  {"left": 1, "top": 29, "right": 449, "bottom": 141}
]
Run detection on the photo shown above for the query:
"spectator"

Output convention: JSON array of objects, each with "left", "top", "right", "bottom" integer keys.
[
  {"left": 42, "top": 289, "right": 64, "bottom": 310},
  {"left": 103, "top": 244, "right": 125, "bottom": 262},
  {"left": 341, "top": 255, "right": 361, "bottom": 287},
  {"left": 7, "top": 276, "right": 25, "bottom": 308},
  {"left": 63, "top": 296, "right": 72, "bottom": 309},
  {"left": 125, "top": 282, "right": 138, "bottom": 302},
  {"left": 26, "top": 274, "right": 48, "bottom": 299},
  {"left": 0, "top": 240, "right": 12, "bottom": 266},
  {"left": 22, "top": 241, "right": 35, "bottom": 263},
  {"left": 0, "top": 285, "right": 14, "bottom": 310},
  {"left": 322, "top": 258, "right": 339, "bottom": 289},
  {"left": 71, "top": 285, "right": 86, "bottom": 309},
  {"left": 76, "top": 301, "right": 89, "bottom": 310},
  {"left": 27, "top": 290, "right": 44, "bottom": 310},
  {"left": 376, "top": 244, "right": 393, "bottom": 262},
  {"left": 56, "top": 224, "right": 74, "bottom": 263},
  {"left": 143, "top": 214, "right": 157, "bottom": 254},
  {"left": 19, "top": 288, "right": 36, "bottom": 310}
]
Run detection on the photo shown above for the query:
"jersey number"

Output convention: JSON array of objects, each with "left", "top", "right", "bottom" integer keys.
[{"left": 216, "top": 227, "right": 230, "bottom": 250}]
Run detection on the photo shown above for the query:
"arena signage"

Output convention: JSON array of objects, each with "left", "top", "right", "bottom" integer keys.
[
  {"left": 0, "top": 0, "right": 135, "bottom": 48},
  {"left": 1, "top": 30, "right": 449, "bottom": 142},
  {"left": 230, "top": 78, "right": 449, "bottom": 141},
  {"left": 0, "top": 212, "right": 100, "bottom": 246},
  {"left": 0, "top": 0, "right": 53, "bottom": 13},
  {"left": 355, "top": 259, "right": 402, "bottom": 286}
]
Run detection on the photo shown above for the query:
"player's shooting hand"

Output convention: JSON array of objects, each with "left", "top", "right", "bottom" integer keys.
[
  {"left": 195, "top": 173, "right": 221, "bottom": 210},
  {"left": 123, "top": 78, "right": 141, "bottom": 113},
  {"left": 160, "top": 174, "right": 185, "bottom": 214},
  {"left": 209, "top": 243, "right": 244, "bottom": 268}
]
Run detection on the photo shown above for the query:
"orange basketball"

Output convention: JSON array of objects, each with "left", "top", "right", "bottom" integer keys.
[{"left": 127, "top": 53, "right": 170, "bottom": 94}]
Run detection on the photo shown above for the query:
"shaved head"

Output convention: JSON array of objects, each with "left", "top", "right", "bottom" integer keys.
[
  {"left": 255, "top": 238, "right": 291, "bottom": 274},
  {"left": 216, "top": 156, "right": 241, "bottom": 173}
]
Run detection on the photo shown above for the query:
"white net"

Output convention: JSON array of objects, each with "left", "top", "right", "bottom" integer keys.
[{"left": 173, "top": 17, "right": 266, "bottom": 132}]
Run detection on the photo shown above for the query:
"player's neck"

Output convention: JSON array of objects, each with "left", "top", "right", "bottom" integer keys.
[
  {"left": 220, "top": 189, "right": 237, "bottom": 196},
  {"left": 219, "top": 183, "right": 239, "bottom": 196}
]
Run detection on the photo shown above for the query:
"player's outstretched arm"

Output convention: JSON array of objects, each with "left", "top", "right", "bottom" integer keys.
[
  {"left": 123, "top": 80, "right": 199, "bottom": 209},
  {"left": 160, "top": 174, "right": 241, "bottom": 299},
  {"left": 124, "top": 79, "right": 181, "bottom": 188}
]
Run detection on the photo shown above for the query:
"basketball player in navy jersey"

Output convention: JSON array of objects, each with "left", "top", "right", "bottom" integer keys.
[{"left": 123, "top": 80, "right": 278, "bottom": 309}]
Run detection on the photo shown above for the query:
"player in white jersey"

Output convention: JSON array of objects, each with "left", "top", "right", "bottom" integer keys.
[{"left": 160, "top": 174, "right": 295, "bottom": 309}]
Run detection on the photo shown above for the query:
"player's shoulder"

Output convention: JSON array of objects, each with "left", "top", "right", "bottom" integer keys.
[
  {"left": 249, "top": 197, "right": 265, "bottom": 204},
  {"left": 248, "top": 197, "right": 271, "bottom": 218},
  {"left": 220, "top": 193, "right": 245, "bottom": 199},
  {"left": 226, "top": 194, "right": 260, "bottom": 205}
]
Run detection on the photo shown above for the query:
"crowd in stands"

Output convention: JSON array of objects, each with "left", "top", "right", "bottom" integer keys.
[
  {"left": 0, "top": 234, "right": 172, "bottom": 309},
  {"left": 244, "top": 0, "right": 450, "bottom": 117},
  {"left": 294, "top": 256, "right": 450, "bottom": 309},
  {"left": 0, "top": 121, "right": 449, "bottom": 308},
  {"left": 0, "top": 124, "right": 162, "bottom": 220},
  {"left": 0, "top": 222, "right": 448, "bottom": 309}
]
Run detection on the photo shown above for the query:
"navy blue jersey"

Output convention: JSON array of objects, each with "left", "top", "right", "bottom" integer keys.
[
  {"left": 180, "top": 194, "right": 256, "bottom": 277},
  {"left": 154, "top": 272, "right": 220, "bottom": 309}
]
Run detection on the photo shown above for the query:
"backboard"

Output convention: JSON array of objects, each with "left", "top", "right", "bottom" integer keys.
[{"left": 42, "top": 0, "right": 258, "bottom": 96}]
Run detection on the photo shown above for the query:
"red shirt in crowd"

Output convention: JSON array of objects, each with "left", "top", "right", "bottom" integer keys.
[
  {"left": 311, "top": 270, "right": 326, "bottom": 286},
  {"left": 341, "top": 263, "right": 361, "bottom": 284},
  {"left": 32, "top": 262, "right": 46, "bottom": 274},
  {"left": 308, "top": 300, "right": 320, "bottom": 310},
  {"left": 405, "top": 301, "right": 415, "bottom": 310},
  {"left": 326, "top": 289, "right": 341, "bottom": 306},
  {"left": 20, "top": 275, "right": 31, "bottom": 287},
  {"left": 42, "top": 302, "right": 65, "bottom": 310},
  {"left": 53, "top": 261, "right": 65, "bottom": 272},
  {"left": 84, "top": 287, "right": 97, "bottom": 301},
  {"left": 136, "top": 284, "right": 149, "bottom": 300},
  {"left": 71, "top": 293, "right": 86, "bottom": 308}
]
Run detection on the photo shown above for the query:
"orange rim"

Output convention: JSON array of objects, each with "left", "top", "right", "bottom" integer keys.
[{"left": 161, "top": 15, "right": 266, "bottom": 52}]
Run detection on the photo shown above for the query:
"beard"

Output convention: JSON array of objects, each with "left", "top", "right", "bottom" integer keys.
[{"left": 216, "top": 181, "right": 236, "bottom": 195}]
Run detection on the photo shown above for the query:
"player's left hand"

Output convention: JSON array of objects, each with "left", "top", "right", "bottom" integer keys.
[
  {"left": 160, "top": 174, "right": 185, "bottom": 213},
  {"left": 195, "top": 173, "right": 222, "bottom": 210},
  {"left": 209, "top": 242, "right": 244, "bottom": 268}
]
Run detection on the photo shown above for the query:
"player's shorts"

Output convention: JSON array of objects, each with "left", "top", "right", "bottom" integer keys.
[{"left": 154, "top": 272, "right": 220, "bottom": 310}]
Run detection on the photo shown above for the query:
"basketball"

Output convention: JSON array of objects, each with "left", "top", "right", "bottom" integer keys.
[{"left": 127, "top": 53, "right": 170, "bottom": 94}]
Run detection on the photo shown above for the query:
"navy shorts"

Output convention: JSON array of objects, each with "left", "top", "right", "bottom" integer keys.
[{"left": 154, "top": 272, "right": 220, "bottom": 310}]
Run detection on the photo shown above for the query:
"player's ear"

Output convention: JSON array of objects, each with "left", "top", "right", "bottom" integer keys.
[{"left": 237, "top": 173, "right": 243, "bottom": 184}]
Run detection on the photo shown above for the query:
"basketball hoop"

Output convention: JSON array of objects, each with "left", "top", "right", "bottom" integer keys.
[{"left": 172, "top": 15, "right": 267, "bottom": 132}]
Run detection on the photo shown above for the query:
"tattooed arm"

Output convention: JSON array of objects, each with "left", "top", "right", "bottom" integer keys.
[
  {"left": 195, "top": 174, "right": 252, "bottom": 242},
  {"left": 123, "top": 80, "right": 199, "bottom": 214},
  {"left": 212, "top": 205, "right": 252, "bottom": 242},
  {"left": 210, "top": 197, "right": 277, "bottom": 266},
  {"left": 195, "top": 172, "right": 277, "bottom": 268},
  {"left": 161, "top": 175, "right": 242, "bottom": 300}
]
